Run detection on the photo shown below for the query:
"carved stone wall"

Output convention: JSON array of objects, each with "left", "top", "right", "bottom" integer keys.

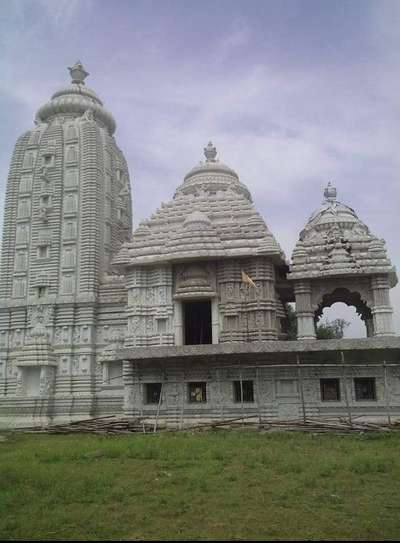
[
  {"left": 125, "top": 265, "right": 174, "bottom": 347},
  {"left": 218, "top": 257, "right": 280, "bottom": 342}
]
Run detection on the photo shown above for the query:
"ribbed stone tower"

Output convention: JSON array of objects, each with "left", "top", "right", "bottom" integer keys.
[{"left": 0, "top": 63, "right": 132, "bottom": 424}]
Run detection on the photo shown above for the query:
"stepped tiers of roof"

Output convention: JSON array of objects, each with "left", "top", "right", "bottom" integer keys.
[
  {"left": 114, "top": 142, "right": 285, "bottom": 267},
  {"left": 290, "top": 182, "right": 396, "bottom": 283},
  {"left": 0, "top": 63, "right": 398, "bottom": 429},
  {"left": 114, "top": 142, "right": 290, "bottom": 347}
]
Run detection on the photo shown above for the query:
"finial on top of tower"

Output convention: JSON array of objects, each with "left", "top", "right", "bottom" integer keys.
[
  {"left": 68, "top": 60, "right": 89, "bottom": 85},
  {"left": 323, "top": 181, "right": 337, "bottom": 202},
  {"left": 204, "top": 141, "right": 217, "bottom": 162}
]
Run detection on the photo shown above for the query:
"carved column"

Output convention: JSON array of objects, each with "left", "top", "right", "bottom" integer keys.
[
  {"left": 122, "top": 360, "right": 136, "bottom": 417},
  {"left": 173, "top": 301, "right": 183, "bottom": 346},
  {"left": 371, "top": 275, "right": 395, "bottom": 336},
  {"left": 294, "top": 281, "right": 316, "bottom": 340},
  {"left": 211, "top": 298, "right": 219, "bottom": 344}
]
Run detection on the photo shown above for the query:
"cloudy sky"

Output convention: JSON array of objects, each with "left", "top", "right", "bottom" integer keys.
[{"left": 1, "top": 0, "right": 400, "bottom": 335}]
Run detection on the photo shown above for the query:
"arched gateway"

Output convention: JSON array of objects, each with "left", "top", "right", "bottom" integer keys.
[{"left": 290, "top": 183, "right": 397, "bottom": 339}]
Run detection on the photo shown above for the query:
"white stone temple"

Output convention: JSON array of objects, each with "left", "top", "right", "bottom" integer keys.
[{"left": 0, "top": 64, "right": 399, "bottom": 428}]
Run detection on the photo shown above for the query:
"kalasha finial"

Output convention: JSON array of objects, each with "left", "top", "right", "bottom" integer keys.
[
  {"left": 323, "top": 181, "right": 337, "bottom": 202},
  {"left": 68, "top": 60, "right": 89, "bottom": 85},
  {"left": 204, "top": 141, "right": 217, "bottom": 162}
]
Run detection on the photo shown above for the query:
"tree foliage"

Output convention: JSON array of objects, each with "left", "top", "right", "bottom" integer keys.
[
  {"left": 284, "top": 304, "right": 350, "bottom": 340},
  {"left": 316, "top": 318, "right": 350, "bottom": 339}
]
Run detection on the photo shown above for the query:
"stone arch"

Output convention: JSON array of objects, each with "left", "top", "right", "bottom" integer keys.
[{"left": 314, "top": 287, "right": 374, "bottom": 337}]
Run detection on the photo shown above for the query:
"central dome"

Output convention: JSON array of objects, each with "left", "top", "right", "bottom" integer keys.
[{"left": 174, "top": 142, "right": 252, "bottom": 201}]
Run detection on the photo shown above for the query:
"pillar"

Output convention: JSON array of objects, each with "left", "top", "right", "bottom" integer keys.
[
  {"left": 294, "top": 281, "right": 316, "bottom": 340},
  {"left": 122, "top": 360, "right": 136, "bottom": 417},
  {"left": 173, "top": 301, "right": 183, "bottom": 345},
  {"left": 371, "top": 276, "right": 395, "bottom": 336},
  {"left": 211, "top": 298, "right": 219, "bottom": 344}
]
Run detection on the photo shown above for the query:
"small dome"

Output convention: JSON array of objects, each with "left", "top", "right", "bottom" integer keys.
[
  {"left": 184, "top": 141, "right": 240, "bottom": 182},
  {"left": 303, "top": 182, "right": 366, "bottom": 239},
  {"left": 174, "top": 142, "right": 252, "bottom": 201}
]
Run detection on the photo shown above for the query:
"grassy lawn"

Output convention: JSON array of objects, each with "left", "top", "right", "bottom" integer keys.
[{"left": 1, "top": 430, "right": 400, "bottom": 541}]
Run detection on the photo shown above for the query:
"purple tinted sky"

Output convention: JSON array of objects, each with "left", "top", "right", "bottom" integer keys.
[{"left": 1, "top": 0, "right": 399, "bottom": 334}]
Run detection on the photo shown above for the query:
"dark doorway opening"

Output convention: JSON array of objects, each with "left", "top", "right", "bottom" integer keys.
[{"left": 183, "top": 300, "right": 212, "bottom": 345}]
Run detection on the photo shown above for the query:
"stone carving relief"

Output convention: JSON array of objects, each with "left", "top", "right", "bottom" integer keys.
[
  {"left": 28, "top": 304, "right": 54, "bottom": 328},
  {"left": 175, "top": 263, "right": 216, "bottom": 297},
  {"left": 96, "top": 325, "right": 125, "bottom": 345}
]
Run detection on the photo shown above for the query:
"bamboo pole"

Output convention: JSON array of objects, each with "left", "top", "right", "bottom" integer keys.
[
  {"left": 153, "top": 366, "right": 165, "bottom": 433},
  {"left": 239, "top": 363, "right": 244, "bottom": 420},
  {"left": 256, "top": 366, "right": 262, "bottom": 424},
  {"left": 179, "top": 375, "right": 185, "bottom": 430},
  {"left": 341, "top": 351, "right": 353, "bottom": 427},
  {"left": 216, "top": 367, "right": 224, "bottom": 422},
  {"left": 383, "top": 361, "right": 392, "bottom": 425},
  {"left": 297, "top": 354, "right": 306, "bottom": 424}
]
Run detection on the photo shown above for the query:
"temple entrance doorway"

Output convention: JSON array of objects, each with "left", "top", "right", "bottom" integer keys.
[{"left": 183, "top": 300, "right": 212, "bottom": 345}]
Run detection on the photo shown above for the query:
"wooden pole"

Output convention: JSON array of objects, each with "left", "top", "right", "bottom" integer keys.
[
  {"left": 256, "top": 366, "right": 262, "bottom": 424},
  {"left": 179, "top": 367, "right": 185, "bottom": 430},
  {"left": 341, "top": 351, "right": 353, "bottom": 427},
  {"left": 216, "top": 367, "right": 224, "bottom": 422},
  {"left": 239, "top": 363, "right": 245, "bottom": 421},
  {"left": 383, "top": 361, "right": 391, "bottom": 425},
  {"left": 153, "top": 366, "right": 165, "bottom": 433},
  {"left": 297, "top": 354, "right": 306, "bottom": 424}
]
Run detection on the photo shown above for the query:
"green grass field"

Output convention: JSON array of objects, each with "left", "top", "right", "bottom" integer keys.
[{"left": 1, "top": 430, "right": 400, "bottom": 541}]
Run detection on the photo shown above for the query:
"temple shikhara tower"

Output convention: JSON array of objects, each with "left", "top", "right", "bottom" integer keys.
[
  {"left": 0, "top": 63, "right": 132, "bottom": 423},
  {"left": 0, "top": 64, "right": 399, "bottom": 428}
]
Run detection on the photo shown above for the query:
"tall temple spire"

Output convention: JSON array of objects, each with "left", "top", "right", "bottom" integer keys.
[{"left": 68, "top": 60, "right": 89, "bottom": 85}]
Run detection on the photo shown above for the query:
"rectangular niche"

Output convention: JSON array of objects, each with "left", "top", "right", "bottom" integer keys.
[
  {"left": 19, "top": 175, "right": 32, "bottom": 193},
  {"left": 23, "top": 366, "right": 41, "bottom": 396},
  {"left": 62, "top": 274, "right": 75, "bottom": 294},
  {"left": 64, "top": 193, "right": 77, "bottom": 213},
  {"left": 65, "top": 169, "right": 78, "bottom": 188},
  {"left": 13, "top": 278, "right": 26, "bottom": 297},
  {"left": 62, "top": 246, "right": 76, "bottom": 267},
  {"left": 15, "top": 251, "right": 27, "bottom": 271},
  {"left": 17, "top": 199, "right": 31, "bottom": 219},
  {"left": 63, "top": 220, "right": 77, "bottom": 239},
  {"left": 16, "top": 223, "right": 30, "bottom": 244},
  {"left": 108, "top": 362, "right": 123, "bottom": 386},
  {"left": 276, "top": 379, "right": 299, "bottom": 397}
]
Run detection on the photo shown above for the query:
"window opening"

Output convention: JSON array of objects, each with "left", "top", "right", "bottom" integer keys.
[
  {"left": 188, "top": 382, "right": 207, "bottom": 403},
  {"left": 354, "top": 377, "right": 376, "bottom": 401},
  {"left": 234, "top": 380, "right": 254, "bottom": 402},
  {"left": 146, "top": 383, "right": 162, "bottom": 404},
  {"left": 320, "top": 378, "right": 341, "bottom": 401}
]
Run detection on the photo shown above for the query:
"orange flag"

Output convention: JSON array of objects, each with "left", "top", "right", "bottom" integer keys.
[{"left": 241, "top": 270, "right": 257, "bottom": 287}]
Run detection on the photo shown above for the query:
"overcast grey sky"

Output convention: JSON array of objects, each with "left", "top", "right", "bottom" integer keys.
[{"left": 1, "top": 0, "right": 399, "bottom": 335}]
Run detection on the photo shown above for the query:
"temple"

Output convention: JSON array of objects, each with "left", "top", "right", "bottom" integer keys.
[{"left": 0, "top": 64, "right": 399, "bottom": 428}]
